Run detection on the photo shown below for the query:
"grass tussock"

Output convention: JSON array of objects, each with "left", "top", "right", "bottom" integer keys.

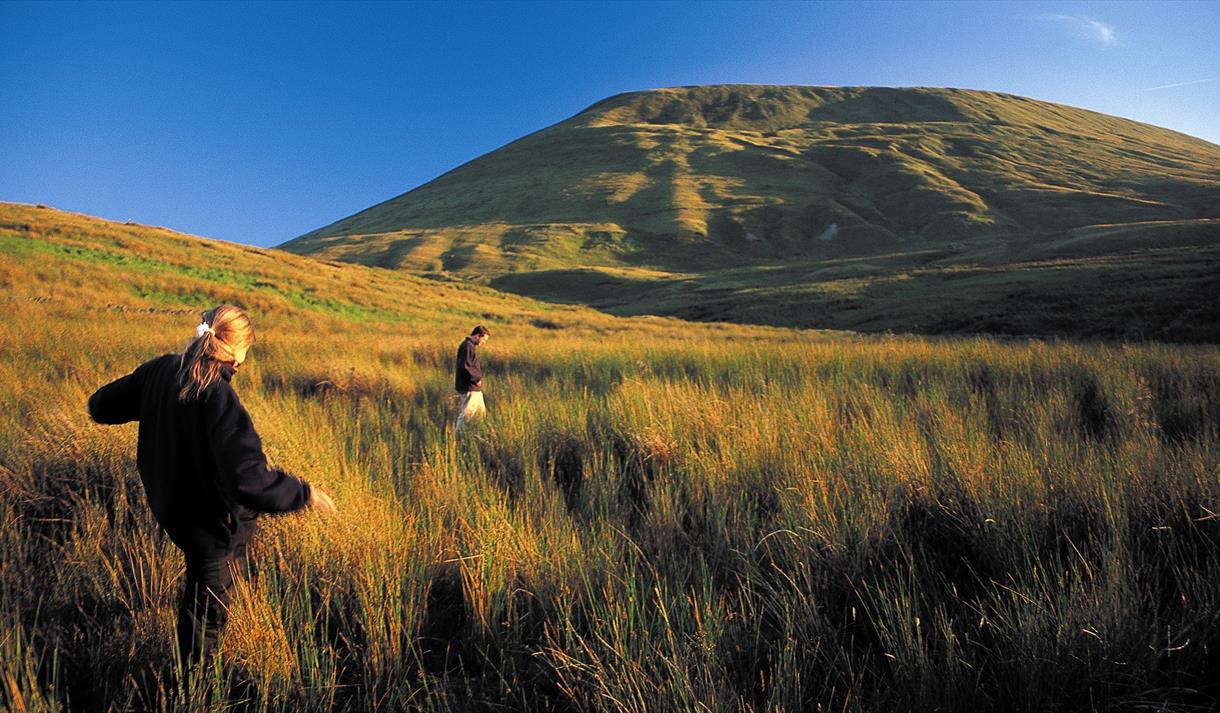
[{"left": 2, "top": 204, "right": 1220, "bottom": 710}]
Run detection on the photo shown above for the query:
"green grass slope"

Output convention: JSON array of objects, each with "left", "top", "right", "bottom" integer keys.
[
  {"left": 281, "top": 85, "right": 1220, "bottom": 338},
  {"left": 0, "top": 201, "right": 786, "bottom": 343},
  {"left": 6, "top": 203, "right": 1220, "bottom": 712}
]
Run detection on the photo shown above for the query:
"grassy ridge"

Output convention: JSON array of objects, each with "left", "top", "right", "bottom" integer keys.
[
  {"left": 0, "top": 202, "right": 746, "bottom": 337},
  {"left": 280, "top": 86, "right": 1220, "bottom": 336},
  {"left": 3, "top": 204, "right": 1220, "bottom": 711},
  {"left": 493, "top": 227, "right": 1220, "bottom": 341}
]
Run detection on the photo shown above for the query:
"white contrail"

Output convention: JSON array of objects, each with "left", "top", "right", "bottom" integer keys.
[{"left": 1144, "top": 76, "right": 1220, "bottom": 91}]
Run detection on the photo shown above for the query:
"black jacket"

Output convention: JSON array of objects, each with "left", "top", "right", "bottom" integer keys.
[
  {"left": 454, "top": 336, "right": 482, "bottom": 392},
  {"left": 88, "top": 354, "right": 311, "bottom": 555}
]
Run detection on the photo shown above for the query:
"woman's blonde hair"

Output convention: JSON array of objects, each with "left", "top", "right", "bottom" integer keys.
[{"left": 177, "top": 304, "right": 255, "bottom": 403}]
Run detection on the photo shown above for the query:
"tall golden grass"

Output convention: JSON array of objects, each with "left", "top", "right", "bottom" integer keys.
[{"left": 2, "top": 204, "right": 1219, "bottom": 711}]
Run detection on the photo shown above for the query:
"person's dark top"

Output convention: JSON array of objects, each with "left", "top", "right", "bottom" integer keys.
[
  {"left": 454, "top": 336, "right": 482, "bottom": 392},
  {"left": 88, "top": 353, "right": 311, "bottom": 556}
]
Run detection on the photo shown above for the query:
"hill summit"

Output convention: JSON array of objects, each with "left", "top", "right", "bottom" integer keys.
[{"left": 281, "top": 85, "right": 1220, "bottom": 337}]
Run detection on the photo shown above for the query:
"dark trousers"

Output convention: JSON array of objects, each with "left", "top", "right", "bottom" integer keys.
[{"left": 175, "top": 520, "right": 257, "bottom": 666}]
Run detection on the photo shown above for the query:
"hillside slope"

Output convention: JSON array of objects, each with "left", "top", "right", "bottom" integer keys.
[
  {"left": 283, "top": 85, "right": 1219, "bottom": 267},
  {"left": 0, "top": 201, "right": 792, "bottom": 347},
  {"left": 4, "top": 203, "right": 1220, "bottom": 712},
  {"left": 280, "top": 86, "right": 1220, "bottom": 338}
]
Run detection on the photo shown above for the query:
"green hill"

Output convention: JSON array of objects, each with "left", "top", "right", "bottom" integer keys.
[
  {"left": 281, "top": 85, "right": 1220, "bottom": 339},
  {"left": 0, "top": 201, "right": 793, "bottom": 351}
]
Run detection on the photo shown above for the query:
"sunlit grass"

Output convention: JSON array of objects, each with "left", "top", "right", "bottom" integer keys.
[
  {"left": 2, "top": 204, "right": 1219, "bottom": 710},
  {"left": 282, "top": 86, "right": 1220, "bottom": 338}
]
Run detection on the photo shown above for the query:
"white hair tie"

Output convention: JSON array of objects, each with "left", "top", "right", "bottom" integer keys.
[{"left": 196, "top": 321, "right": 214, "bottom": 338}]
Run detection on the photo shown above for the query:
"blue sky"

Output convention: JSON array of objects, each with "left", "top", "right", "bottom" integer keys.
[{"left": 2, "top": 0, "right": 1217, "bottom": 247}]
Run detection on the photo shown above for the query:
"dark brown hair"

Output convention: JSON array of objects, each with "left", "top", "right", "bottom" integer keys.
[{"left": 471, "top": 325, "right": 490, "bottom": 337}]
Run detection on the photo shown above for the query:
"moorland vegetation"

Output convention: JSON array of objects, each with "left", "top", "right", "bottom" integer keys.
[
  {"left": 282, "top": 86, "right": 1220, "bottom": 337},
  {"left": 2, "top": 203, "right": 1219, "bottom": 711}
]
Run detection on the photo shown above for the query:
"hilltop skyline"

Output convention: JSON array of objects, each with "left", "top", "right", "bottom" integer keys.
[{"left": 2, "top": 0, "right": 1217, "bottom": 247}]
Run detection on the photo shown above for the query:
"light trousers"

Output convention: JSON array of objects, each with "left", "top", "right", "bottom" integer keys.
[{"left": 456, "top": 390, "right": 485, "bottom": 432}]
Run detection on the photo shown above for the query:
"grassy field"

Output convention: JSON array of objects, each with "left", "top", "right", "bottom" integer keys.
[
  {"left": 281, "top": 86, "right": 1220, "bottom": 335},
  {"left": 492, "top": 223, "right": 1220, "bottom": 342},
  {"left": 3, "top": 203, "right": 1220, "bottom": 711}
]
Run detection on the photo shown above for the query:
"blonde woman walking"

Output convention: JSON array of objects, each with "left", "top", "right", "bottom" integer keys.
[{"left": 88, "top": 304, "right": 337, "bottom": 666}]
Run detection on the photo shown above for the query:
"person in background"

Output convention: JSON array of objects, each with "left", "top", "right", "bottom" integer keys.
[
  {"left": 87, "top": 304, "right": 337, "bottom": 667},
  {"left": 454, "top": 325, "right": 490, "bottom": 432}
]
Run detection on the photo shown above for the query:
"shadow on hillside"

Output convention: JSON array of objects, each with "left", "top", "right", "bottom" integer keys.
[
  {"left": 494, "top": 242, "right": 1220, "bottom": 344},
  {"left": 4, "top": 454, "right": 176, "bottom": 713},
  {"left": 416, "top": 559, "right": 566, "bottom": 706},
  {"left": 5, "top": 452, "right": 143, "bottom": 544},
  {"left": 418, "top": 560, "right": 469, "bottom": 675}
]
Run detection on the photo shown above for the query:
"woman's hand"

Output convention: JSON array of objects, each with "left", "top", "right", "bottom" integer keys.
[{"left": 308, "top": 486, "right": 338, "bottom": 514}]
